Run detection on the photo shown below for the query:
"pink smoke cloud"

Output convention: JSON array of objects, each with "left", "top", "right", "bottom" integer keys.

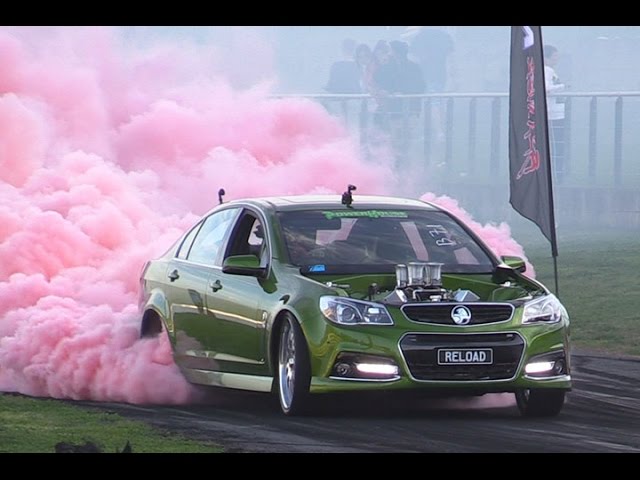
[
  {"left": 0, "top": 27, "right": 393, "bottom": 404},
  {"left": 0, "top": 27, "right": 527, "bottom": 407},
  {"left": 0, "top": 94, "right": 47, "bottom": 186}
]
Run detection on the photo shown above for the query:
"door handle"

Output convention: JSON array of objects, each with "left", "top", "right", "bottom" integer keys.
[
  {"left": 168, "top": 269, "right": 180, "bottom": 282},
  {"left": 209, "top": 279, "right": 223, "bottom": 292}
]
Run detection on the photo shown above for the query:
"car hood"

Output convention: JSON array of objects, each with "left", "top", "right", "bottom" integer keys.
[{"left": 301, "top": 269, "right": 541, "bottom": 305}]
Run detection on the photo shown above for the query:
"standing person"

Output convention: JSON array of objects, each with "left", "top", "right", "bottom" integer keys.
[
  {"left": 544, "top": 44, "right": 567, "bottom": 184},
  {"left": 410, "top": 27, "right": 453, "bottom": 94},
  {"left": 354, "top": 43, "right": 374, "bottom": 94},
  {"left": 410, "top": 27, "right": 455, "bottom": 142},
  {"left": 358, "top": 40, "right": 396, "bottom": 163},
  {"left": 389, "top": 40, "right": 425, "bottom": 171},
  {"left": 353, "top": 43, "right": 374, "bottom": 154},
  {"left": 324, "top": 38, "right": 361, "bottom": 93},
  {"left": 370, "top": 40, "right": 396, "bottom": 131},
  {"left": 390, "top": 40, "right": 425, "bottom": 115}
]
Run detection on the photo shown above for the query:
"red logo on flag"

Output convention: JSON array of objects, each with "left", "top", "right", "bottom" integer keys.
[{"left": 517, "top": 56, "right": 541, "bottom": 179}]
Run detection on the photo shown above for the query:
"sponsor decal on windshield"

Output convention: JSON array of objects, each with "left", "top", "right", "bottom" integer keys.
[
  {"left": 427, "top": 224, "right": 457, "bottom": 246},
  {"left": 322, "top": 210, "right": 408, "bottom": 220},
  {"left": 308, "top": 264, "right": 326, "bottom": 272}
]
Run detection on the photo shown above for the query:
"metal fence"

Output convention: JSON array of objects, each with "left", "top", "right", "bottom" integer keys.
[{"left": 273, "top": 92, "right": 640, "bottom": 227}]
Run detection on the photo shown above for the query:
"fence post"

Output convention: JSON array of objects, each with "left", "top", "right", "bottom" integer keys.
[
  {"left": 490, "top": 97, "right": 501, "bottom": 175},
  {"left": 359, "top": 98, "right": 369, "bottom": 154},
  {"left": 445, "top": 97, "right": 454, "bottom": 170},
  {"left": 343, "top": 100, "right": 351, "bottom": 124},
  {"left": 468, "top": 97, "right": 477, "bottom": 177},
  {"left": 588, "top": 97, "right": 597, "bottom": 183},
  {"left": 423, "top": 98, "right": 432, "bottom": 165},
  {"left": 614, "top": 96, "right": 623, "bottom": 186},
  {"left": 400, "top": 97, "right": 410, "bottom": 171},
  {"left": 564, "top": 97, "right": 572, "bottom": 178}
]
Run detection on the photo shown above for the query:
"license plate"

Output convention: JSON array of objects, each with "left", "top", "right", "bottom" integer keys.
[{"left": 438, "top": 348, "right": 493, "bottom": 365}]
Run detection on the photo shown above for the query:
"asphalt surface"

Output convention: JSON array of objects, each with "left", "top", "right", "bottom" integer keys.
[{"left": 78, "top": 352, "right": 640, "bottom": 452}]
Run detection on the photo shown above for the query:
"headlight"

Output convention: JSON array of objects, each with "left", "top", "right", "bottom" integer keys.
[
  {"left": 319, "top": 296, "right": 394, "bottom": 326},
  {"left": 521, "top": 294, "right": 566, "bottom": 324}
]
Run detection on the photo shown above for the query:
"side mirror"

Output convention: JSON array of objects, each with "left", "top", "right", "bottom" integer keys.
[
  {"left": 500, "top": 255, "right": 526, "bottom": 273},
  {"left": 222, "top": 254, "right": 266, "bottom": 278}
]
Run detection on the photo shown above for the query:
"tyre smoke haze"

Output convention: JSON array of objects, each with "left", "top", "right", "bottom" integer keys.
[{"left": 0, "top": 27, "right": 529, "bottom": 406}]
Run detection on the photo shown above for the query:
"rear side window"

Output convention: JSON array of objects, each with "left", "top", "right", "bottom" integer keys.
[
  {"left": 188, "top": 208, "right": 239, "bottom": 266},
  {"left": 176, "top": 222, "right": 202, "bottom": 260}
]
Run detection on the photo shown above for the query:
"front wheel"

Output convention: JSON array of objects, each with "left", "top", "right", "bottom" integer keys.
[
  {"left": 515, "top": 389, "right": 566, "bottom": 417},
  {"left": 276, "top": 313, "right": 311, "bottom": 415}
]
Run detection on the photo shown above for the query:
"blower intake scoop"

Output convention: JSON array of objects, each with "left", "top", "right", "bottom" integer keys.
[
  {"left": 396, "top": 262, "right": 444, "bottom": 288},
  {"left": 391, "top": 262, "right": 448, "bottom": 303}
]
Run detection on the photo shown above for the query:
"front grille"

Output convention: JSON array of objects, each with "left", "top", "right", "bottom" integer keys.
[
  {"left": 401, "top": 303, "right": 514, "bottom": 325},
  {"left": 400, "top": 333, "right": 524, "bottom": 381}
]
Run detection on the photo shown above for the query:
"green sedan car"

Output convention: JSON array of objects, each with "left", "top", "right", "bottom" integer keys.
[{"left": 139, "top": 192, "right": 571, "bottom": 416}]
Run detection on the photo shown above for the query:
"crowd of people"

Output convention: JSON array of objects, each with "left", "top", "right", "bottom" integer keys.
[
  {"left": 324, "top": 31, "right": 567, "bottom": 183},
  {"left": 325, "top": 38, "right": 426, "bottom": 126},
  {"left": 325, "top": 31, "right": 453, "bottom": 97},
  {"left": 324, "top": 30, "right": 455, "bottom": 167}
]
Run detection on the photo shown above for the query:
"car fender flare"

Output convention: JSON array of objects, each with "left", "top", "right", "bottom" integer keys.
[
  {"left": 268, "top": 307, "right": 306, "bottom": 372},
  {"left": 142, "top": 288, "right": 172, "bottom": 336}
]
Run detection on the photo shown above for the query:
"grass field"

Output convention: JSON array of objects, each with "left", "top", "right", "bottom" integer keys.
[
  {"left": 512, "top": 223, "right": 639, "bottom": 357},
  {"left": 0, "top": 393, "right": 220, "bottom": 453}
]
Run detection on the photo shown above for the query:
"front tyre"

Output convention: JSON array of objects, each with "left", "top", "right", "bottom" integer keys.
[
  {"left": 515, "top": 389, "right": 566, "bottom": 417},
  {"left": 276, "top": 313, "right": 311, "bottom": 416}
]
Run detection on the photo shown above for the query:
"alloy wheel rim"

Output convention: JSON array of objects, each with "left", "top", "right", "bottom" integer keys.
[{"left": 278, "top": 321, "right": 296, "bottom": 410}]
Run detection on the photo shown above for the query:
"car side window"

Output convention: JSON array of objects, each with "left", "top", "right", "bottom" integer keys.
[
  {"left": 176, "top": 222, "right": 203, "bottom": 260},
  {"left": 248, "top": 219, "right": 264, "bottom": 250},
  {"left": 225, "top": 212, "right": 268, "bottom": 266},
  {"left": 188, "top": 208, "right": 239, "bottom": 266}
]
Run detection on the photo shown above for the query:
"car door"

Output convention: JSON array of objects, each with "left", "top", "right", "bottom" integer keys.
[
  {"left": 169, "top": 207, "right": 241, "bottom": 371},
  {"left": 204, "top": 209, "right": 273, "bottom": 375}
]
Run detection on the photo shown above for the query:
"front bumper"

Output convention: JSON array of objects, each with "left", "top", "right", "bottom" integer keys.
[{"left": 305, "top": 320, "right": 571, "bottom": 394}]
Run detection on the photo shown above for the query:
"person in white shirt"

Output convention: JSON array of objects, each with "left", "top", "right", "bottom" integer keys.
[{"left": 544, "top": 44, "right": 567, "bottom": 184}]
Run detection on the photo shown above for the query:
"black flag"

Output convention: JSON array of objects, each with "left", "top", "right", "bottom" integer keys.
[{"left": 509, "top": 26, "right": 558, "bottom": 257}]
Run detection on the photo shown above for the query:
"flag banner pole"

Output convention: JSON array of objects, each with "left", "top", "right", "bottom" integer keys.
[{"left": 508, "top": 26, "right": 560, "bottom": 295}]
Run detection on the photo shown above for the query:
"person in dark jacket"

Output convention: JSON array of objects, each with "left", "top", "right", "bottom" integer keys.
[
  {"left": 390, "top": 40, "right": 425, "bottom": 115},
  {"left": 325, "top": 38, "right": 362, "bottom": 94}
]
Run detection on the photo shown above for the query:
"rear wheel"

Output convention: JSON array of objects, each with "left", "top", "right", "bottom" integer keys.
[
  {"left": 276, "top": 313, "right": 311, "bottom": 415},
  {"left": 515, "top": 388, "right": 566, "bottom": 417}
]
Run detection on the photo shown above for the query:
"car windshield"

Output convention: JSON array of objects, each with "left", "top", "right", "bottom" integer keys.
[{"left": 278, "top": 208, "right": 495, "bottom": 274}]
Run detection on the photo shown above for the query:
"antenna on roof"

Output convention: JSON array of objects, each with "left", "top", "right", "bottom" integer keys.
[
  {"left": 218, "top": 188, "right": 226, "bottom": 204},
  {"left": 341, "top": 184, "right": 356, "bottom": 208}
]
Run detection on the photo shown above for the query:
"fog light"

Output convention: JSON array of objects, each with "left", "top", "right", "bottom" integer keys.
[
  {"left": 525, "top": 361, "right": 555, "bottom": 375},
  {"left": 331, "top": 353, "right": 400, "bottom": 380},
  {"left": 335, "top": 362, "right": 351, "bottom": 377},
  {"left": 355, "top": 363, "right": 399, "bottom": 376}
]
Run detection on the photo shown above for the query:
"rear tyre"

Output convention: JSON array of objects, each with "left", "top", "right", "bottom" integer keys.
[
  {"left": 276, "top": 313, "right": 311, "bottom": 416},
  {"left": 515, "top": 388, "right": 566, "bottom": 417}
]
